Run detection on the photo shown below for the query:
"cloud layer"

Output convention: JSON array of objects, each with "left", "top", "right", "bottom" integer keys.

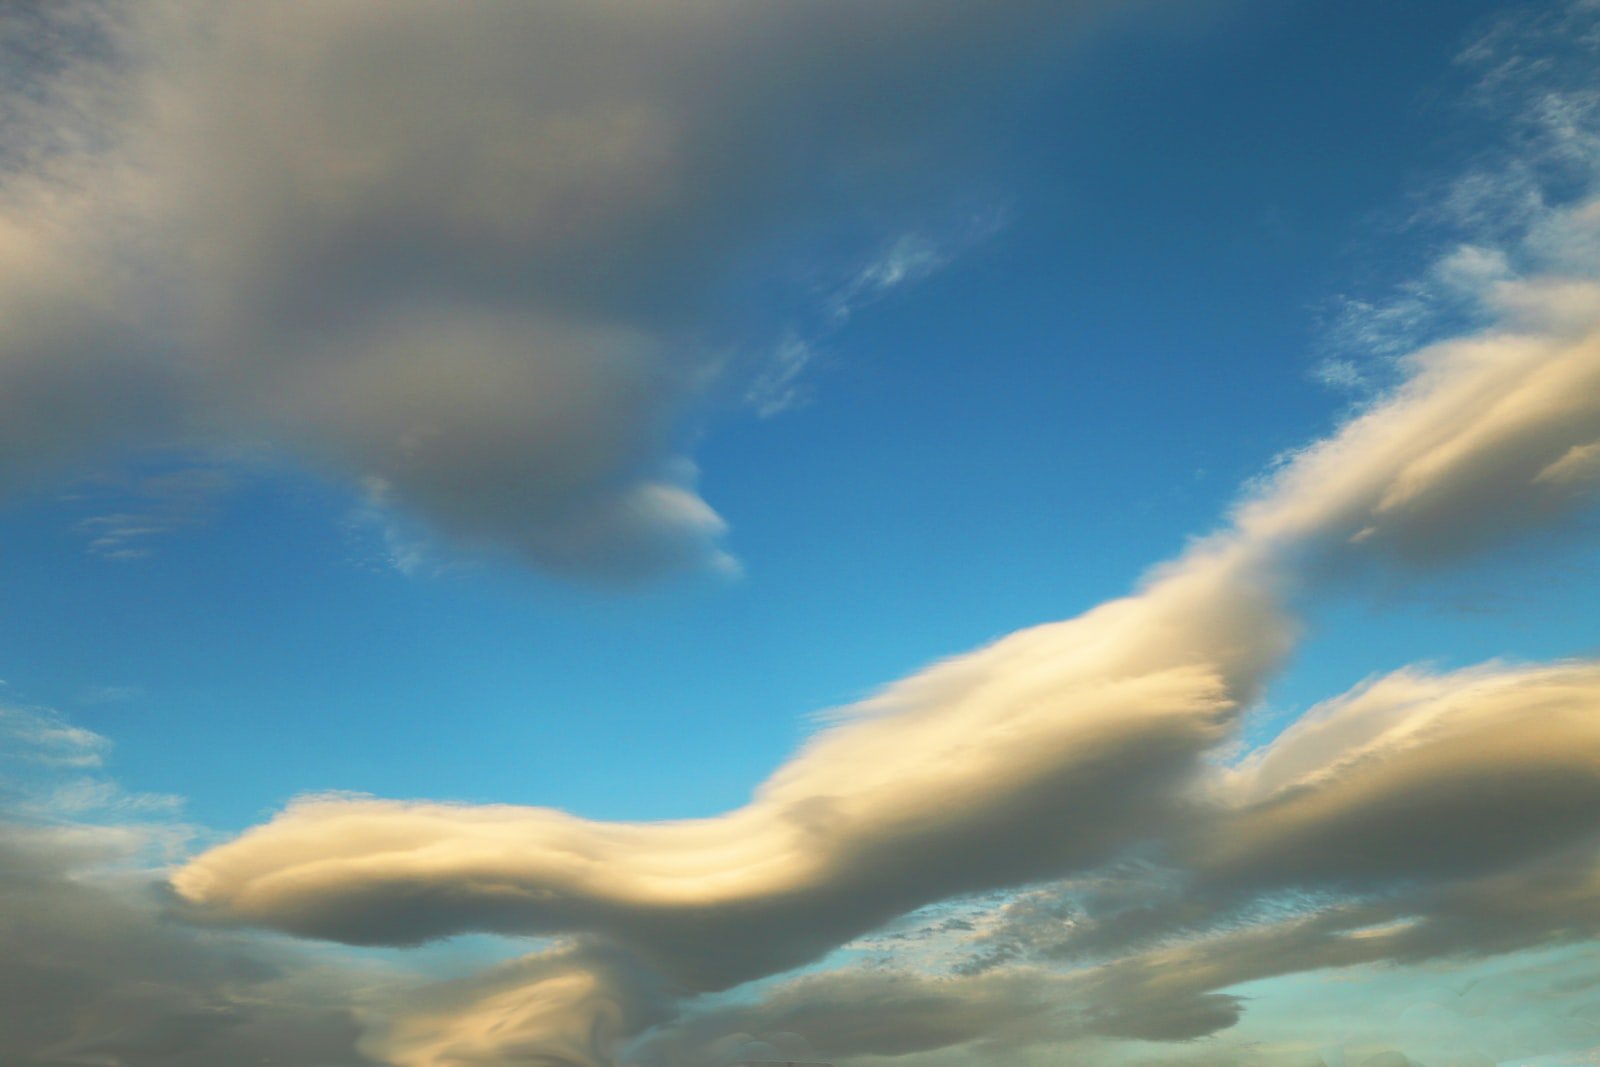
[
  {"left": 172, "top": 248, "right": 1600, "bottom": 955},
  {"left": 171, "top": 202, "right": 1600, "bottom": 1063},
  {"left": 7, "top": 2, "right": 1600, "bottom": 1066}
]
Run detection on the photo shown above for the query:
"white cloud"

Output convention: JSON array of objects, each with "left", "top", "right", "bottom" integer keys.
[
  {"left": 745, "top": 336, "right": 817, "bottom": 419},
  {"left": 1, "top": 702, "right": 110, "bottom": 770}
]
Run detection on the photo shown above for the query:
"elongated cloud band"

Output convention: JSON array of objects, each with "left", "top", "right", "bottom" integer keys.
[{"left": 174, "top": 267, "right": 1600, "bottom": 1007}]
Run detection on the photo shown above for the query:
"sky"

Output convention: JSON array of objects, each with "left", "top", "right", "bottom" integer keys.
[{"left": 2, "top": 1, "right": 1600, "bottom": 1065}]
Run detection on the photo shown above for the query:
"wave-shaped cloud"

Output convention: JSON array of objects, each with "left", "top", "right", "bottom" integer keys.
[
  {"left": 172, "top": 220, "right": 1600, "bottom": 1065},
  {"left": 173, "top": 259, "right": 1600, "bottom": 971}
]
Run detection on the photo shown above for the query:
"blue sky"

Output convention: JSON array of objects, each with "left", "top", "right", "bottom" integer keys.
[{"left": 2, "top": 2, "right": 1600, "bottom": 1066}]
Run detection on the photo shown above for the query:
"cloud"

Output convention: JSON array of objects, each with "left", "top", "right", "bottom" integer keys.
[
  {"left": 632, "top": 966, "right": 1065, "bottom": 1066},
  {"left": 1316, "top": 0, "right": 1600, "bottom": 390},
  {"left": 1, "top": 701, "right": 110, "bottom": 770},
  {"left": 633, "top": 833, "right": 1600, "bottom": 1066},
  {"left": 0, "top": 701, "right": 191, "bottom": 825},
  {"left": 0, "top": 697, "right": 485, "bottom": 1067},
  {"left": 1234, "top": 280, "right": 1600, "bottom": 564},
  {"left": 0, "top": 819, "right": 394, "bottom": 1067},
  {"left": 745, "top": 336, "right": 817, "bottom": 420},
  {"left": 170, "top": 175, "right": 1600, "bottom": 981},
  {"left": 62, "top": 461, "right": 234, "bottom": 561},
  {"left": 364, "top": 944, "right": 673, "bottom": 1067},
  {"left": 870, "top": 658, "right": 1600, "bottom": 1056},
  {"left": 1202, "top": 661, "right": 1600, "bottom": 893},
  {"left": 168, "top": 59, "right": 1600, "bottom": 1061},
  {"left": 166, "top": 296, "right": 1600, "bottom": 1064},
  {"left": 0, "top": 0, "right": 1125, "bottom": 580},
  {"left": 14, "top": 2, "right": 1600, "bottom": 1064},
  {"left": 77, "top": 683, "right": 146, "bottom": 706},
  {"left": 170, "top": 537, "right": 1284, "bottom": 990}
]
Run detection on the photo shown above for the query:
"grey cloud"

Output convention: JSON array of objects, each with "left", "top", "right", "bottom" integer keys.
[
  {"left": 616, "top": 646, "right": 1600, "bottom": 1061},
  {"left": 0, "top": 0, "right": 1130, "bottom": 580},
  {"left": 630, "top": 967, "right": 1069, "bottom": 1067},
  {"left": 0, "top": 821, "right": 389, "bottom": 1067},
  {"left": 24, "top": 792, "right": 1589, "bottom": 1067},
  {"left": 1085, "top": 993, "right": 1244, "bottom": 1043},
  {"left": 621, "top": 908, "right": 1600, "bottom": 1067},
  {"left": 1055, "top": 862, "right": 1600, "bottom": 1053},
  {"left": 908, "top": 660, "right": 1600, "bottom": 1052},
  {"left": 995, "top": 662, "right": 1600, "bottom": 935}
]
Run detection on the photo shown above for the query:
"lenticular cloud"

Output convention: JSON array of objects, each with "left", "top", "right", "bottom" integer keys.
[
  {"left": 175, "top": 259, "right": 1600, "bottom": 1012},
  {"left": 145, "top": 13, "right": 1600, "bottom": 1050}
]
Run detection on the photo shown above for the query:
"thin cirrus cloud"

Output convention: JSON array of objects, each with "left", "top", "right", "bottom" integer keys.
[{"left": 0, "top": 0, "right": 1128, "bottom": 580}]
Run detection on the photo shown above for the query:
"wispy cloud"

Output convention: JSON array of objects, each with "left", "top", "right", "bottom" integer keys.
[
  {"left": 744, "top": 335, "right": 817, "bottom": 419},
  {"left": 342, "top": 477, "right": 438, "bottom": 579},
  {"left": 77, "top": 683, "right": 146, "bottom": 706},
  {"left": 827, "top": 231, "right": 957, "bottom": 323},
  {"left": 745, "top": 216, "right": 1005, "bottom": 419},
  {"left": 1315, "top": 0, "right": 1600, "bottom": 393},
  {"left": 0, "top": 699, "right": 188, "bottom": 827},
  {"left": 0, "top": 701, "right": 109, "bottom": 769},
  {"left": 64, "top": 463, "right": 234, "bottom": 561}
]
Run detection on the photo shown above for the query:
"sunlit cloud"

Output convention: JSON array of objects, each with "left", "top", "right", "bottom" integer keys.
[
  {"left": 4, "top": 3, "right": 1600, "bottom": 1067},
  {"left": 175, "top": 168, "right": 1600, "bottom": 1067}
]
